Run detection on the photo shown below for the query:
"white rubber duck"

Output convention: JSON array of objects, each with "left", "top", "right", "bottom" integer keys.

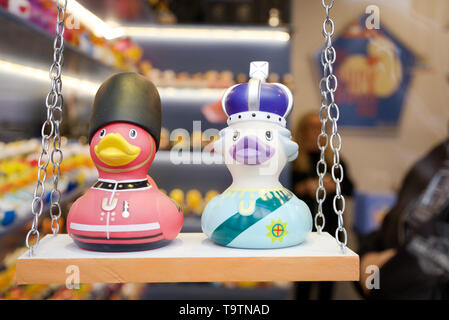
[{"left": 201, "top": 61, "right": 312, "bottom": 249}]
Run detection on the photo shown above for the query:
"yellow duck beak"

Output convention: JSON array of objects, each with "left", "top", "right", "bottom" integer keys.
[{"left": 94, "top": 133, "right": 141, "bottom": 167}]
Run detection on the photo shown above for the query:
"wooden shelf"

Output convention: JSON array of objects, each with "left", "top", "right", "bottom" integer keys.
[{"left": 16, "top": 232, "right": 359, "bottom": 284}]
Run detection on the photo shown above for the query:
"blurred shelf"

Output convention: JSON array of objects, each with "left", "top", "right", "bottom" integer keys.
[
  {"left": 0, "top": 7, "right": 119, "bottom": 141},
  {"left": 128, "top": 24, "right": 291, "bottom": 74},
  {"left": 159, "top": 86, "right": 224, "bottom": 131},
  {"left": 124, "top": 24, "right": 291, "bottom": 43},
  {"left": 0, "top": 7, "right": 118, "bottom": 83},
  {"left": 16, "top": 232, "right": 359, "bottom": 284},
  {"left": 159, "top": 87, "right": 224, "bottom": 105}
]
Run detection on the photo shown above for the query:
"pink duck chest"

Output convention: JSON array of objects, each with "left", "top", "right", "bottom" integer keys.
[{"left": 68, "top": 185, "right": 162, "bottom": 239}]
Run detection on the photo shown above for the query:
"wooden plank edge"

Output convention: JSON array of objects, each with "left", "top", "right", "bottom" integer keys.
[{"left": 16, "top": 255, "right": 359, "bottom": 284}]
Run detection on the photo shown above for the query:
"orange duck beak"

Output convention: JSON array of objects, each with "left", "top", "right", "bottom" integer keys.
[{"left": 94, "top": 133, "right": 141, "bottom": 167}]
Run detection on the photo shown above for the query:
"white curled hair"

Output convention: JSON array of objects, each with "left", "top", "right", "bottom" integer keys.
[{"left": 278, "top": 126, "right": 298, "bottom": 162}]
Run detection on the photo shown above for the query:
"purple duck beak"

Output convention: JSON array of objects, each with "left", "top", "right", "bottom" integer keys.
[{"left": 229, "top": 135, "right": 275, "bottom": 165}]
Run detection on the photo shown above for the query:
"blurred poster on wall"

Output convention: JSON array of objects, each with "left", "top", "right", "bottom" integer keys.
[{"left": 317, "top": 14, "right": 416, "bottom": 127}]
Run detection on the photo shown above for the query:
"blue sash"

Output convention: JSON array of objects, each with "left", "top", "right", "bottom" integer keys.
[{"left": 210, "top": 189, "right": 293, "bottom": 245}]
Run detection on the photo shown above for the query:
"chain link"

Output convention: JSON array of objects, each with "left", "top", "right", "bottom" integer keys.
[
  {"left": 316, "top": 0, "right": 347, "bottom": 252},
  {"left": 26, "top": 0, "right": 67, "bottom": 255},
  {"left": 315, "top": 83, "right": 328, "bottom": 234}
]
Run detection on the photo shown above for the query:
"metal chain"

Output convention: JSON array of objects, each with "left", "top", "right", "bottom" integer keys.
[
  {"left": 315, "top": 77, "right": 328, "bottom": 234},
  {"left": 26, "top": 0, "right": 67, "bottom": 256},
  {"left": 314, "top": 0, "right": 334, "bottom": 234},
  {"left": 317, "top": 0, "right": 347, "bottom": 251}
]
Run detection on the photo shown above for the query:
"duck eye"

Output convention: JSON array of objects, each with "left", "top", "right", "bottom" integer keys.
[
  {"left": 99, "top": 129, "right": 106, "bottom": 138},
  {"left": 232, "top": 131, "right": 240, "bottom": 141},
  {"left": 129, "top": 129, "right": 138, "bottom": 139},
  {"left": 265, "top": 130, "right": 273, "bottom": 141}
]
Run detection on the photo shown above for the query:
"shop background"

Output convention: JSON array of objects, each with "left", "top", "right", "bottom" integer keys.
[
  {"left": 290, "top": 0, "right": 449, "bottom": 194},
  {"left": 0, "top": 0, "right": 448, "bottom": 300}
]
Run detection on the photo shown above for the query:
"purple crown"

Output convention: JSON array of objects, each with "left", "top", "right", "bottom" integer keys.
[{"left": 221, "top": 61, "right": 292, "bottom": 126}]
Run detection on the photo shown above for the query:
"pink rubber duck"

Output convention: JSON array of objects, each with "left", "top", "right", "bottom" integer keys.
[{"left": 67, "top": 73, "right": 183, "bottom": 251}]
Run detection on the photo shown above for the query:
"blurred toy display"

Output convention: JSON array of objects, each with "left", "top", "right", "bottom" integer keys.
[
  {"left": 0, "top": 139, "right": 40, "bottom": 161},
  {"left": 145, "top": 0, "right": 177, "bottom": 24},
  {"left": 0, "top": 139, "right": 97, "bottom": 234},
  {"left": 167, "top": 188, "right": 218, "bottom": 216},
  {"left": 1, "top": 1, "right": 295, "bottom": 86},
  {"left": 1, "top": 0, "right": 147, "bottom": 72},
  {"left": 159, "top": 128, "right": 171, "bottom": 150},
  {"left": 0, "top": 247, "right": 146, "bottom": 299},
  {"left": 0, "top": 0, "right": 297, "bottom": 300},
  {"left": 220, "top": 281, "right": 291, "bottom": 290},
  {"left": 202, "top": 100, "right": 229, "bottom": 124},
  {"left": 0, "top": 138, "right": 150, "bottom": 299}
]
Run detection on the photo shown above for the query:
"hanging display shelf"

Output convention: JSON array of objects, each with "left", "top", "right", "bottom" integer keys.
[
  {"left": 15, "top": 0, "right": 360, "bottom": 285},
  {"left": 16, "top": 232, "right": 358, "bottom": 284}
]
